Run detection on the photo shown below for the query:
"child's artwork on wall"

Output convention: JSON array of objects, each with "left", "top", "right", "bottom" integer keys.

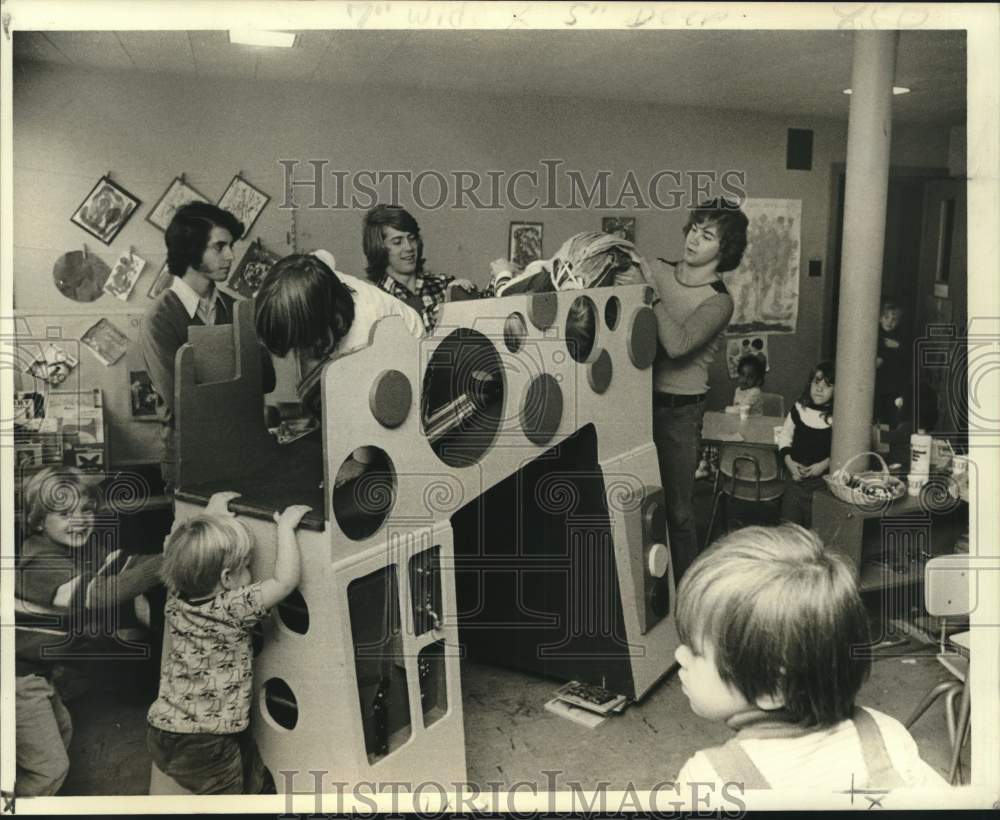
[
  {"left": 227, "top": 239, "right": 280, "bottom": 298},
  {"left": 601, "top": 216, "right": 636, "bottom": 243},
  {"left": 723, "top": 198, "right": 801, "bottom": 334},
  {"left": 47, "top": 389, "right": 106, "bottom": 472},
  {"left": 147, "top": 176, "right": 210, "bottom": 232},
  {"left": 80, "top": 317, "right": 129, "bottom": 366},
  {"left": 70, "top": 176, "right": 141, "bottom": 245},
  {"left": 103, "top": 250, "right": 147, "bottom": 301},
  {"left": 147, "top": 262, "right": 172, "bottom": 299},
  {"left": 725, "top": 334, "right": 770, "bottom": 379},
  {"left": 129, "top": 369, "right": 160, "bottom": 419},
  {"left": 23, "top": 343, "right": 79, "bottom": 386},
  {"left": 509, "top": 222, "right": 543, "bottom": 270},
  {"left": 217, "top": 174, "right": 270, "bottom": 234},
  {"left": 52, "top": 249, "right": 110, "bottom": 303}
]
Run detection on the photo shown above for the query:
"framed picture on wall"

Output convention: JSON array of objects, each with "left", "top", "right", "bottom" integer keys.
[
  {"left": 601, "top": 216, "right": 636, "bottom": 243},
  {"left": 128, "top": 369, "right": 161, "bottom": 420},
  {"left": 508, "top": 222, "right": 543, "bottom": 270},
  {"left": 70, "top": 176, "right": 141, "bottom": 245},
  {"left": 147, "top": 176, "right": 210, "bottom": 232},
  {"left": 217, "top": 174, "right": 270, "bottom": 235}
]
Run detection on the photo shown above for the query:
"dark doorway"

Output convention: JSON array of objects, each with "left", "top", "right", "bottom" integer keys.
[{"left": 825, "top": 166, "right": 949, "bottom": 356}]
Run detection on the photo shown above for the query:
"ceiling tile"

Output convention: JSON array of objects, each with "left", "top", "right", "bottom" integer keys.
[
  {"left": 41, "top": 31, "right": 133, "bottom": 68},
  {"left": 115, "top": 31, "right": 196, "bottom": 74},
  {"left": 10, "top": 29, "right": 966, "bottom": 125}
]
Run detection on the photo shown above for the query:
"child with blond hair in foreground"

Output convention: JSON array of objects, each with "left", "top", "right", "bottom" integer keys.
[{"left": 673, "top": 524, "right": 946, "bottom": 792}]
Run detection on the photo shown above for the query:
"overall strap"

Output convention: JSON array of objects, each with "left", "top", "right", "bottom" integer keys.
[
  {"left": 852, "top": 708, "right": 905, "bottom": 789},
  {"left": 701, "top": 741, "right": 770, "bottom": 790}
]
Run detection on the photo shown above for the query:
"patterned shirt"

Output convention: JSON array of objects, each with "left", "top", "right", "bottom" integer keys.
[
  {"left": 147, "top": 582, "right": 267, "bottom": 735},
  {"left": 375, "top": 270, "right": 454, "bottom": 333}
]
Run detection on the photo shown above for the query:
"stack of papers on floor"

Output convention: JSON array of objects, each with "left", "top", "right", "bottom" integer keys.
[{"left": 544, "top": 681, "right": 629, "bottom": 728}]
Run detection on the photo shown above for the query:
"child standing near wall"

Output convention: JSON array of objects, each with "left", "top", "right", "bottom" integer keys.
[
  {"left": 146, "top": 492, "right": 310, "bottom": 794},
  {"left": 672, "top": 524, "right": 946, "bottom": 793},
  {"left": 776, "top": 361, "right": 835, "bottom": 528},
  {"left": 15, "top": 466, "right": 163, "bottom": 796},
  {"left": 874, "top": 300, "right": 908, "bottom": 428}
]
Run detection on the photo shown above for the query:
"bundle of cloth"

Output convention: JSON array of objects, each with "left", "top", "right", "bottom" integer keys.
[
  {"left": 487, "top": 232, "right": 651, "bottom": 362},
  {"left": 489, "top": 231, "right": 650, "bottom": 296}
]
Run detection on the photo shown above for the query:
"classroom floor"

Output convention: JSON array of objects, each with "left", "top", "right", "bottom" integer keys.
[
  {"left": 58, "top": 639, "right": 970, "bottom": 796},
  {"left": 56, "top": 482, "right": 971, "bottom": 796}
]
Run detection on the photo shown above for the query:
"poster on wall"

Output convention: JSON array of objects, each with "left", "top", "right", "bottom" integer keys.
[
  {"left": 69, "top": 175, "right": 141, "bottom": 245},
  {"left": 23, "top": 343, "right": 79, "bottom": 386},
  {"left": 147, "top": 176, "right": 210, "bottom": 232},
  {"left": 128, "top": 369, "right": 161, "bottom": 419},
  {"left": 509, "top": 222, "right": 543, "bottom": 270},
  {"left": 227, "top": 240, "right": 280, "bottom": 298},
  {"left": 725, "top": 335, "right": 770, "bottom": 379},
  {"left": 80, "top": 317, "right": 129, "bottom": 366},
  {"left": 722, "top": 198, "right": 801, "bottom": 334},
  {"left": 103, "top": 251, "right": 147, "bottom": 301},
  {"left": 217, "top": 174, "right": 270, "bottom": 235}
]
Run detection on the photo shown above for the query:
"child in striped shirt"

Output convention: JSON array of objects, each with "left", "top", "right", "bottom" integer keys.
[{"left": 672, "top": 524, "right": 946, "bottom": 796}]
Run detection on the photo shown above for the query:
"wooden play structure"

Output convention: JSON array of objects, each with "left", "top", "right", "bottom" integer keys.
[{"left": 166, "top": 284, "right": 677, "bottom": 785}]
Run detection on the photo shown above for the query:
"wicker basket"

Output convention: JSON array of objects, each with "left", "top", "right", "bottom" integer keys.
[{"left": 824, "top": 451, "right": 906, "bottom": 508}]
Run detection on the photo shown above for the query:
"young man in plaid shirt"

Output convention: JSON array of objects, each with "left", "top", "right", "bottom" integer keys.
[{"left": 362, "top": 204, "right": 477, "bottom": 332}]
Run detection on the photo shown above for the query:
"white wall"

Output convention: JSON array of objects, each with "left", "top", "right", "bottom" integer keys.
[{"left": 13, "top": 62, "right": 951, "bottom": 462}]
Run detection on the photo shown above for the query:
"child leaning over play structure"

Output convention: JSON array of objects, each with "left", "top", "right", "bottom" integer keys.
[
  {"left": 255, "top": 250, "right": 425, "bottom": 486},
  {"left": 775, "top": 360, "right": 835, "bottom": 528},
  {"left": 146, "top": 492, "right": 311, "bottom": 794},
  {"left": 672, "top": 524, "right": 946, "bottom": 793},
  {"left": 15, "top": 466, "right": 163, "bottom": 796}
]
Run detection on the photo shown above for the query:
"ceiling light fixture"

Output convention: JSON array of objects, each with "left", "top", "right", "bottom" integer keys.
[
  {"left": 229, "top": 29, "right": 296, "bottom": 48},
  {"left": 842, "top": 86, "right": 911, "bottom": 96}
]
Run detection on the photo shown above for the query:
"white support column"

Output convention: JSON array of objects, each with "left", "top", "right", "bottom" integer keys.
[{"left": 831, "top": 31, "right": 899, "bottom": 472}]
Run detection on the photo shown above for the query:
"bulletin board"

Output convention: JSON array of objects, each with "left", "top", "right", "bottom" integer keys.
[{"left": 13, "top": 312, "right": 161, "bottom": 465}]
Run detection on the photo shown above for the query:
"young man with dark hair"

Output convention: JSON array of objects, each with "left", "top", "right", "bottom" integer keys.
[
  {"left": 643, "top": 198, "right": 749, "bottom": 581},
  {"left": 362, "top": 204, "right": 475, "bottom": 332},
  {"left": 139, "top": 202, "right": 275, "bottom": 488}
]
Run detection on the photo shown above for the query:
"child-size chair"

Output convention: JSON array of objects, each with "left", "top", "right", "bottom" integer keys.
[
  {"left": 759, "top": 392, "right": 785, "bottom": 417},
  {"left": 703, "top": 445, "right": 784, "bottom": 548},
  {"left": 904, "top": 554, "right": 971, "bottom": 784}
]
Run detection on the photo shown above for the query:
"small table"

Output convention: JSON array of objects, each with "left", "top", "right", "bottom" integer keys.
[{"left": 701, "top": 411, "right": 785, "bottom": 447}]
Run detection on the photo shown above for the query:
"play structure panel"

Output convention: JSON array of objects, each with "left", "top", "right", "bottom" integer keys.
[{"left": 171, "top": 286, "right": 678, "bottom": 784}]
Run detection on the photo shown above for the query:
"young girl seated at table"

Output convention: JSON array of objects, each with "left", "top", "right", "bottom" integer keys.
[
  {"left": 775, "top": 360, "right": 835, "bottom": 527},
  {"left": 733, "top": 353, "right": 766, "bottom": 416},
  {"left": 146, "top": 492, "right": 311, "bottom": 794},
  {"left": 695, "top": 353, "right": 770, "bottom": 480},
  {"left": 672, "top": 523, "right": 946, "bottom": 794}
]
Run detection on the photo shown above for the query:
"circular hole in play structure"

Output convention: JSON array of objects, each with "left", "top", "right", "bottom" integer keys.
[
  {"left": 333, "top": 447, "right": 396, "bottom": 540},
  {"left": 422, "top": 329, "right": 505, "bottom": 468},
  {"left": 276, "top": 588, "right": 310, "bottom": 635},
  {"left": 566, "top": 295, "right": 598, "bottom": 363},
  {"left": 504, "top": 312, "right": 527, "bottom": 353},
  {"left": 263, "top": 678, "right": 299, "bottom": 730},
  {"left": 605, "top": 296, "right": 621, "bottom": 330}
]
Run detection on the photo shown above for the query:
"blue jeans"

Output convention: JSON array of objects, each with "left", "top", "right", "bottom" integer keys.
[
  {"left": 780, "top": 475, "right": 826, "bottom": 528},
  {"left": 16, "top": 674, "right": 72, "bottom": 796},
  {"left": 147, "top": 725, "right": 269, "bottom": 794},
  {"left": 652, "top": 397, "right": 706, "bottom": 582}
]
